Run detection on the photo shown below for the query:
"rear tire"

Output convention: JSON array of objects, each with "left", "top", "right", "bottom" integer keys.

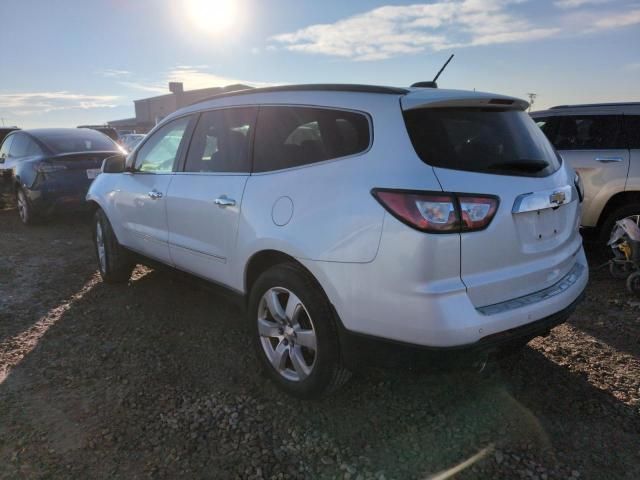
[
  {"left": 16, "top": 188, "right": 35, "bottom": 225},
  {"left": 248, "top": 263, "right": 351, "bottom": 399},
  {"left": 93, "top": 209, "right": 134, "bottom": 283}
]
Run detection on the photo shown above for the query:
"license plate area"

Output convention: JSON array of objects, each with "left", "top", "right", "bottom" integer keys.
[{"left": 515, "top": 206, "right": 569, "bottom": 253}]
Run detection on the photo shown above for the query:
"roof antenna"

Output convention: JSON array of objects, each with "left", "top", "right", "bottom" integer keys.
[{"left": 411, "top": 54, "right": 454, "bottom": 89}]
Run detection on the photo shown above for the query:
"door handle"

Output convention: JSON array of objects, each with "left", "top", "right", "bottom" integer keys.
[
  {"left": 596, "top": 157, "right": 623, "bottom": 163},
  {"left": 214, "top": 195, "right": 236, "bottom": 207},
  {"left": 148, "top": 189, "right": 163, "bottom": 199}
]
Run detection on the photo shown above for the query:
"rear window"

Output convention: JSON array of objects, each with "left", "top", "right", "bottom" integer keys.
[
  {"left": 404, "top": 108, "right": 560, "bottom": 177},
  {"left": 253, "top": 106, "right": 370, "bottom": 172},
  {"left": 39, "top": 131, "right": 118, "bottom": 154}
]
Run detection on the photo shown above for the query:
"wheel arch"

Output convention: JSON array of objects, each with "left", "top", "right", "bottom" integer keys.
[
  {"left": 596, "top": 190, "right": 640, "bottom": 229},
  {"left": 245, "top": 250, "right": 316, "bottom": 297}
]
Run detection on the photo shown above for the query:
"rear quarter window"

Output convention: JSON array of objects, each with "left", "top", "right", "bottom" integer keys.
[
  {"left": 551, "top": 115, "right": 625, "bottom": 150},
  {"left": 253, "top": 106, "right": 370, "bottom": 173},
  {"left": 404, "top": 108, "right": 560, "bottom": 177}
]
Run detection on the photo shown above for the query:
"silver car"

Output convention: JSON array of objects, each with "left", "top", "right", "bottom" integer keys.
[
  {"left": 532, "top": 103, "right": 640, "bottom": 241},
  {"left": 87, "top": 84, "right": 588, "bottom": 398}
]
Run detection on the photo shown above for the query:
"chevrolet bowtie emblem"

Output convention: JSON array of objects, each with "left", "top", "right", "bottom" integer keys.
[{"left": 549, "top": 191, "right": 566, "bottom": 206}]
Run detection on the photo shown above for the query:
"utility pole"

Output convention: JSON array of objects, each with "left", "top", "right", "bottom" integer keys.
[{"left": 526, "top": 93, "right": 537, "bottom": 112}]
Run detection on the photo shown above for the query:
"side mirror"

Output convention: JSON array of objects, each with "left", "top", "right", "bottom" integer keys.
[{"left": 102, "top": 155, "right": 127, "bottom": 173}]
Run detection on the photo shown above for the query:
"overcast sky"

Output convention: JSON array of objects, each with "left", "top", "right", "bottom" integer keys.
[{"left": 1, "top": 0, "right": 639, "bottom": 128}]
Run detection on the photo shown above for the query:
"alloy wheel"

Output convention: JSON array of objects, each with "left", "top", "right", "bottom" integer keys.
[
  {"left": 17, "top": 191, "right": 27, "bottom": 223},
  {"left": 257, "top": 287, "right": 317, "bottom": 382},
  {"left": 96, "top": 221, "right": 107, "bottom": 273}
]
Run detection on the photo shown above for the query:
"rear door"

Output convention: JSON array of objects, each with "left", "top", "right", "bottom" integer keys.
[
  {"left": 402, "top": 102, "right": 582, "bottom": 307},
  {"left": 115, "top": 115, "right": 193, "bottom": 264},
  {"left": 166, "top": 107, "right": 256, "bottom": 284},
  {"left": 547, "top": 114, "right": 628, "bottom": 227}
]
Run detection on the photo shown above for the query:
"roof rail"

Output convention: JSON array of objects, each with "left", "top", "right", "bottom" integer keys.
[
  {"left": 191, "top": 83, "right": 409, "bottom": 105},
  {"left": 550, "top": 102, "right": 640, "bottom": 109}
]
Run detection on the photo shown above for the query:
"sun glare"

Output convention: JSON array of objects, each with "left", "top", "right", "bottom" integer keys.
[{"left": 185, "top": 0, "right": 238, "bottom": 33}]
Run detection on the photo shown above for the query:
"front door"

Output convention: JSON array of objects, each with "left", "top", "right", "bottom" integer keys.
[
  {"left": 167, "top": 107, "right": 257, "bottom": 284},
  {"left": 115, "top": 115, "right": 193, "bottom": 264}
]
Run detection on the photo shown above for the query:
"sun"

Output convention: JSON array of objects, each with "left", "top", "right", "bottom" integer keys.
[{"left": 185, "top": 0, "right": 238, "bottom": 33}]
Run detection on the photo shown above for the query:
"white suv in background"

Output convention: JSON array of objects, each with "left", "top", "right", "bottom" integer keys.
[
  {"left": 87, "top": 84, "right": 588, "bottom": 398},
  {"left": 531, "top": 103, "right": 640, "bottom": 242}
]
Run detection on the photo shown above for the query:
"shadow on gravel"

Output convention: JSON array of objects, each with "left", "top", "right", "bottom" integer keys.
[
  {"left": 0, "top": 210, "right": 94, "bottom": 346},
  {"left": 569, "top": 243, "right": 640, "bottom": 359},
  {"left": 1, "top": 262, "right": 639, "bottom": 479}
]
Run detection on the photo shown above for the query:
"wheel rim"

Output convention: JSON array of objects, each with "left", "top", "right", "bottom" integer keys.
[
  {"left": 611, "top": 214, "right": 640, "bottom": 240},
  {"left": 96, "top": 222, "right": 107, "bottom": 273},
  {"left": 257, "top": 287, "right": 317, "bottom": 382},
  {"left": 17, "top": 191, "right": 27, "bottom": 222}
]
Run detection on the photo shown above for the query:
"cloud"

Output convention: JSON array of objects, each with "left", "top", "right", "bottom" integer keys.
[
  {"left": 119, "top": 66, "right": 274, "bottom": 95},
  {"left": 554, "top": 0, "right": 612, "bottom": 8},
  {"left": 271, "top": 0, "right": 637, "bottom": 61},
  {"left": 593, "top": 8, "right": 640, "bottom": 29},
  {"left": 271, "top": 0, "right": 561, "bottom": 61},
  {"left": 99, "top": 69, "right": 131, "bottom": 78},
  {"left": 0, "top": 91, "right": 120, "bottom": 115}
]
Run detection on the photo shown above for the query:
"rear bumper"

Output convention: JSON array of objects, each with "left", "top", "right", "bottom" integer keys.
[
  {"left": 26, "top": 181, "right": 93, "bottom": 215},
  {"left": 338, "top": 289, "right": 584, "bottom": 369}
]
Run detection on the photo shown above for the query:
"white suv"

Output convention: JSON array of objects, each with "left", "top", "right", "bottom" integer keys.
[{"left": 87, "top": 84, "right": 588, "bottom": 398}]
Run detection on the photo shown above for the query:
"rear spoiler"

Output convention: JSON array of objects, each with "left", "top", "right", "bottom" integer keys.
[{"left": 401, "top": 89, "right": 529, "bottom": 111}]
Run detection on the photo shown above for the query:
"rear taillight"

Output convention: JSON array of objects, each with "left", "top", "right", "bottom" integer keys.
[
  {"left": 372, "top": 189, "right": 498, "bottom": 233},
  {"left": 458, "top": 195, "right": 499, "bottom": 232}
]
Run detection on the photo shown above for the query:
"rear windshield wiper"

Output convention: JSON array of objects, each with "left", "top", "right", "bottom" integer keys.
[{"left": 488, "top": 159, "right": 549, "bottom": 173}]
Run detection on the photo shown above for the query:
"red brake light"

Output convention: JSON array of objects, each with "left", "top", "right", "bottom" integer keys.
[
  {"left": 372, "top": 190, "right": 459, "bottom": 233},
  {"left": 458, "top": 195, "right": 498, "bottom": 231},
  {"left": 372, "top": 189, "right": 498, "bottom": 233}
]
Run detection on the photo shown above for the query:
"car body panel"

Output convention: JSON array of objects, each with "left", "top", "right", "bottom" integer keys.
[{"left": 166, "top": 172, "right": 249, "bottom": 284}]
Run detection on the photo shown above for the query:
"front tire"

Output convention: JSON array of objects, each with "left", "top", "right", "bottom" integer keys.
[
  {"left": 248, "top": 263, "right": 351, "bottom": 399},
  {"left": 93, "top": 209, "right": 134, "bottom": 283}
]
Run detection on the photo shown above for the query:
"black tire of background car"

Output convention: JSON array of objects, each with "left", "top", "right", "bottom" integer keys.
[
  {"left": 599, "top": 204, "right": 640, "bottom": 246},
  {"left": 93, "top": 209, "right": 135, "bottom": 284},
  {"left": 248, "top": 263, "right": 351, "bottom": 399},
  {"left": 16, "top": 188, "right": 35, "bottom": 226}
]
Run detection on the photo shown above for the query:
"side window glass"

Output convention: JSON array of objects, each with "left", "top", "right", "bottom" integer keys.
[
  {"left": 555, "top": 115, "right": 623, "bottom": 150},
  {"left": 9, "top": 134, "right": 29, "bottom": 158},
  {"left": 184, "top": 107, "right": 256, "bottom": 173},
  {"left": 253, "top": 106, "right": 370, "bottom": 172},
  {"left": 534, "top": 117, "right": 561, "bottom": 146},
  {"left": 134, "top": 116, "right": 191, "bottom": 173},
  {"left": 624, "top": 115, "right": 640, "bottom": 149},
  {"left": 0, "top": 135, "right": 14, "bottom": 159},
  {"left": 24, "top": 138, "right": 43, "bottom": 156}
]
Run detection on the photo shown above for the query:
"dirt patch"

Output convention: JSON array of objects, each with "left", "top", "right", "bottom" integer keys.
[{"left": 0, "top": 190, "right": 638, "bottom": 479}]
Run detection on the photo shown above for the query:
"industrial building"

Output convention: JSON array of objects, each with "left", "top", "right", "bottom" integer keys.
[{"left": 108, "top": 82, "right": 250, "bottom": 133}]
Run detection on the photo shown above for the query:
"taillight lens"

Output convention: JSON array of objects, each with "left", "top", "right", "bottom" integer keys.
[
  {"left": 458, "top": 195, "right": 499, "bottom": 231},
  {"left": 372, "top": 189, "right": 498, "bottom": 233}
]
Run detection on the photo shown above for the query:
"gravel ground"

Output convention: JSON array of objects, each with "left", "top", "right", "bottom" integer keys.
[{"left": 0, "top": 189, "right": 639, "bottom": 479}]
